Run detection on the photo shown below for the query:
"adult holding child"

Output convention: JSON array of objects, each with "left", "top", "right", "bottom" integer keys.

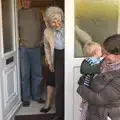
[{"left": 77, "top": 34, "right": 120, "bottom": 120}]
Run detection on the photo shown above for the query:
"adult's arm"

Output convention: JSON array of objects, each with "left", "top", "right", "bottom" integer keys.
[
  {"left": 44, "top": 30, "right": 52, "bottom": 65},
  {"left": 77, "top": 76, "right": 120, "bottom": 105},
  {"left": 81, "top": 59, "right": 101, "bottom": 74},
  {"left": 75, "top": 25, "right": 92, "bottom": 44}
]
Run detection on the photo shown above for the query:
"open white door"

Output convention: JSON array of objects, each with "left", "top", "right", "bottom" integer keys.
[
  {"left": 65, "top": 0, "right": 83, "bottom": 119},
  {"left": 65, "top": 0, "right": 120, "bottom": 120},
  {"left": 0, "top": 0, "right": 21, "bottom": 120}
]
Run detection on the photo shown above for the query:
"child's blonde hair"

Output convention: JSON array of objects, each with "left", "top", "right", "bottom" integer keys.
[{"left": 83, "top": 41, "right": 101, "bottom": 57}]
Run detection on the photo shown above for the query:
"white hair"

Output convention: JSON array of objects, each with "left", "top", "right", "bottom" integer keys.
[{"left": 44, "top": 6, "right": 64, "bottom": 22}]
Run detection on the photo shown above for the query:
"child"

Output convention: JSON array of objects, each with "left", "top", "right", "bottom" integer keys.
[
  {"left": 79, "top": 41, "right": 103, "bottom": 120},
  {"left": 82, "top": 42, "right": 103, "bottom": 87}
]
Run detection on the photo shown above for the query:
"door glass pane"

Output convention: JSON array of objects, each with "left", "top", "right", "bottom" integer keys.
[
  {"left": 74, "top": 0, "right": 119, "bottom": 58},
  {"left": 2, "top": 0, "right": 14, "bottom": 53}
]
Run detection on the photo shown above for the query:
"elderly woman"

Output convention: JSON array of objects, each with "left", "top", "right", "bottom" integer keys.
[
  {"left": 42, "top": 6, "right": 64, "bottom": 120},
  {"left": 40, "top": 9, "right": 55, "bottom": 113},
  {"left": 77, "top": 34, "right": 120, "bottom": 120}
]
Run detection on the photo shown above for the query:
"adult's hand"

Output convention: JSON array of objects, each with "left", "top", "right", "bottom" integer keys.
[{"left": 49, "top": 64, "right": 54, "bottom": 72}]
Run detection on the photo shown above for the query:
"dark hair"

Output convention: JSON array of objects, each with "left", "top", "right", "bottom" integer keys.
[{"left": 103, "top": 34, "right": 120, "bottom": 55}]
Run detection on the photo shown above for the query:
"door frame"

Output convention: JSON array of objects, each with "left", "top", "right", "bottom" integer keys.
[
  {"left": 15, "top": 0, "right": 21, "bottom": 104},
  {"left": 0, "top": 0, "right": 21, "bottom": 120},
  {"left": 0, "top": 0, "right": 4, "bottom": 119},
  {"left": 65, "top": 0, "right": 83, "bottom": 120},
  {"left": 65, "top": 0, "right": 120, "bottom": 120}
]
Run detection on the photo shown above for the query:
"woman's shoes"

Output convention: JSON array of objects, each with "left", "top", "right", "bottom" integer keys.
[{"left": 40, "top": 106, "right": 52, "bottom": 113}]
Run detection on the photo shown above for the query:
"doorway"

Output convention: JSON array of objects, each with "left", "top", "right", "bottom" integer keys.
[
  {"left": 16, "top": 0, "right": 65, "bottom": 119},
  {"left": 16, "top": 0, "right": 65, "bottom": 116},
  {"left": 0, "top": 0, "right": 64, "bottom": 120}
]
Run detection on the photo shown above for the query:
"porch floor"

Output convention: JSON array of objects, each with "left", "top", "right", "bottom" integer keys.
[
  {"left": 10, "top": 101, "right": 55, "bottom": 120},
  {"left": 10, "top": 79, "right": 56, "bottom": 120}
]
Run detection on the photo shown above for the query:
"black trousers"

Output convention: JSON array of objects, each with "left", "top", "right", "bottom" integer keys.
[{"left": 54, "top": 49, "right": 64, "bottom": 119}]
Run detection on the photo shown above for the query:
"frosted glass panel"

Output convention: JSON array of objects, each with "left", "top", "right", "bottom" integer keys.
[
  {"left": 2, "top": 0, "right": 14, "bottom": 53},
  {"left": 74, "top": 0, "right": 119, "bottom": 58}
]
